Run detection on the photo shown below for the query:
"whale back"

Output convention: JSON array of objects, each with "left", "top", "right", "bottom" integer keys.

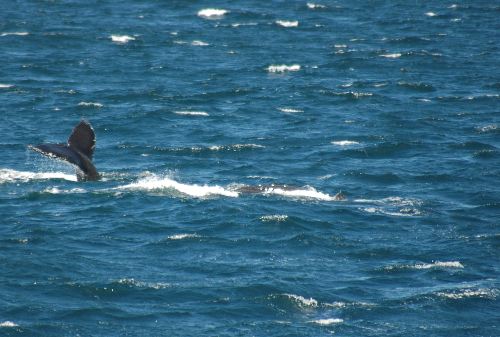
[{"left": 68, "top": 120, "right": 95, "bottom": 159}]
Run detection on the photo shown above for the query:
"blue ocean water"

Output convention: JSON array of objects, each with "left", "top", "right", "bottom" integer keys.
[{"left": 1, "top": 0, "right": 499, "bottom": 335}]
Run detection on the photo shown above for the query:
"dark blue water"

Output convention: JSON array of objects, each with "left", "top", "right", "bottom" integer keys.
[{"left": 1, "top": 1, "right": 499, "bottom": 336}]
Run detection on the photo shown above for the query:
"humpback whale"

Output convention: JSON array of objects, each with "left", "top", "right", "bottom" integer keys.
[{"left": 29, "top": 120, "right": 99, "bottom": 181}]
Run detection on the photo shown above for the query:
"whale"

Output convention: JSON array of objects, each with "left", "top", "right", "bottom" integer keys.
[{"left": 29, "top": 120, "right": 99, "bottom": 181}]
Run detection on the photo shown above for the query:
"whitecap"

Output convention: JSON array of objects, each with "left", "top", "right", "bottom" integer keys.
[
  {"left": 425, "top": 12, "right": 437, "bottom": 17},
  {"left": 115, "top": 174, "right": 238, "bottom": 198},
  {"left": 437, "top": 288, "right": 498, "bottom": 300},
  {"left": 276, "top": 20, "right": 299, "bottom": 28},
  {"left": 307, "top": 3, "right": 326, "bottom": 9},
  {"left": 231, "top": 22, "right": 258, "bottom": 28},
  {"left": 263, "top": 186, "right": 337, "bottom": 201},
  {"left": 477, "top": 124, "right": 497, "bottom": 133},
  {"left": 413, "top": 261, "right": 464, "bottom": 269},
  {"left": 110, "top": 35, "right": 135, "bottom": 43},
  {"left": 331, "top": 140, "right": 360, "bottom": 146},
  {"left": 0, "top": 321, "right": 18, "bottom": 327},
  {"left": 334, "top": 44, "right": 347, "bottom": 48},
  {"left": 1, "top": 32, "right": 29, "bottom": 36},
  {"left": 310, "top": 318, "right": 343, "bottom": 325},
  {"left": 278, "top": 107, "right": 303, "bottom": 113},
  {"left": 167, "top": 233, "right": 201, "bottom": 240},
  {"left": 380, "top": 53, "right": 402, "bottom": 58},
  {"left": 173, "top": 110, "right": 209, "bottom": 116},
  {"left": 208, "top": 144, "right": 264, "bottom": 151},
  {"left": 284, "top": 294, "right": 318, "bottom": 307},
  {"left": 0, "top": 84, "right": 14, "bottom": 88},
  {"left": 0, "top": 169, "right": 77, "bottom": 183},
  {"left": 191, "top": 40, "right": 209, "bottom": 46},
  {"left": 78, "top": 101, "right": 103, "bottom": 108},
  {"left": 42, "top": 187, "right": 86, "bottom": 194},
  {"left": 267, "top": 64, "right": 301, "bottom": 73},
  {"left": 117, "top": 278, "right": 170, "bottom": 290},
  {"left": 197, "top": 8, "right": 228, "bottom": 19},
  {"left": 260, "top": 215, "right": 288, "bottom": 222}
]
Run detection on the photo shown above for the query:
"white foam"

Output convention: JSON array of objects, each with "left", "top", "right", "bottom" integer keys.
[
  {"left": 115, "top": 174, "right": 239, "bottom": 198},
  {"left": 260, "top": 215, "right": 288, "bottom": 222},
  {"left": 438, "top": 288, "right": 498, "bottom": 299},
  {"left": 78, "top": 101, "right": 103, "bottom": 108},
  {"left": 331, "top": 140, "right": 360, "bottom": 146},
  {"left": 1, "top": 32, "right": 28, "bottom": 36},
  {"left": 231, "top": 22, "right": 258, "bottom": 28},
  {"left": 334, "top": 44, "right": 347, "bottom": 48},
  {"left": 380, "top": 53, "right": 402, "bottom": 58},
  {"left": 478, "top": 124, "right": 497, "bottom": 133},
  {"left": 263, "top": 186, "right": 337, "bottom": 201},
  {"left": 278, "top": 107, "right": 303, "bottom": 113},
  {"left": 0, "top": 321, "right": 18, "bottom": 327},
  {"left": 0, "top": 84, "right": 14, "bottom": 88},
  {"left": 174, "top": 110, "right": 209, "bottom": 116},
  {"left": 167, "top": 233, "right": 201, "bottom": 240},
  {"left": 208, "top": 144, "right": 264, "bottom": 151},
  {"left": 191, "top": 40, "right": 209, "bottom": 46},
  {"left": 267, "top": 64, "right": 301, "bottom": 73},
  {"left": 361, "top": 207, "right": 421, "bottom": 217},
  {"left": 285, "top": 294, "right": 318, "bottom": 307},
  {"left": 310, "top": 318, "right": 343, "bottom": 325},
  {"left": 355, "top": 196, "right": 422, "bottom": 207},
  {"left": 307, "top": 3, "right": 326, "bottom": 9},
  {"left": 276, "top": 20, "right": 299, "bottom": 28},
  {"left": 197, "top": 8, "right": 228, "bottom": 19},
  {"left": 0, "top": 169, "right": 77, "bottom": 183},
  {"left": 110, "top": 35, "right": 135, "bottom": 43},
  {"left": 117, "top": 278, "right": 170, "bottom": 290},
  {"left": 425, "top": 12, "right": 437, "bottom": 17},
  {"left": 413, "top": 261, "right": 464, "bottom": 269},
  {"left": 43, "top": 187, "right": 86, "bottom": 194}
]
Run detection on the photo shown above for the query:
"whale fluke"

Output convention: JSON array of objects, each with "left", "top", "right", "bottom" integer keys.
[{"left": 29, "top": 120, "right": 99, "bottom": 181}]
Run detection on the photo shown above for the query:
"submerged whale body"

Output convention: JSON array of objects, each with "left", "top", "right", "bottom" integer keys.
[{"left": 29, "top": 120, "right": 99, "bottom": 181}]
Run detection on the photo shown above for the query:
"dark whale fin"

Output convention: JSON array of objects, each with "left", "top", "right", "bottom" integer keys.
[
  {"left": 28, "top": 120, "right": 99, "bottom": 181},
  {"left": 29, "top": 143, "right": 83, "bottom": 168},
  {"left": 68, "top": 120, "right": 95, "bottom": 159}
]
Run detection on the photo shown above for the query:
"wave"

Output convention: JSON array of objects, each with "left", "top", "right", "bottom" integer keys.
[
  {"left": 425, "top": 12, "right": 438, "bottom": 17},
  {"left": 0, "top": 169, "right": 77, "bottom": 183},
  {"left": 167, "top": 233, "right": 201, "bottom": 240},
  {"left": 437, "top": 288, "right": 498, "bottom": 300},
  {"left": 276, "top": 20, "right": 299, "bottom": 28},
  {"left": 0, "top": 321, "right": 18, "bottom": 327},
  {"left": 110, "top": 35, "right": 135, "bottom": 43},
  {"left": 260, "top": 215, "right": 288, "bottom": 222},
  {"left": 267, "top": 64, "right": 301, "bottom": 73},
  {"left": 115, "top": 278, "right": 170, "bottom": 290},
  {"left": 114, "top": 174, "right": 239, "bottom": 198},
  {"left": 0, "top": 84, "right": 14, "bottom": 88},
  {"left": 259, "top": 185, "right": 342, "bottom": 201},
  {"left": 197, "top": 8, "right": 228, "bottom": 19},
  {"left": 307, "top": 3, "right": 327, "bottom": 9},
  {"left": 309, "top": 318, "right": 343, "bottom": 325},
  {"left": 278, "top": 107, "right": 303, "bottom": 113},
  {"left": 331, "top": 140, "right": 360, "bottom": 146},
  {"left": 173, "top": 110, "right": 209, "bottom": 116},
  {"left": 78, "top": 101, "right": 103, "bottom": 108},
  {"left": 380, "top": 53, "right": 402, "bottom": 58},
  {"left": 282, "top": 294, "right": 318, "bottom": 308},
  {"left": 42, "top": 187, "right": 86, "bottom": 194},
  {"left": 1, "top": 32, "right": 29, "bottom": 36},
  {"left": 385, "top": 261, "right": 464, "bottom": 271},
  {"left": 191, "top": 40, "right": 209, "bottom": 46}
]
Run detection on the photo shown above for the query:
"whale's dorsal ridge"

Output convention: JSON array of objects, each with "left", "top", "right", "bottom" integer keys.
[{"left": 68, "top": 120, "right": 95, "bottom": 160}]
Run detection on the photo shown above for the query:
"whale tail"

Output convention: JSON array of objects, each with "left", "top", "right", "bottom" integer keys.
[{"left": 29, "top": 120, "right": 99, "bottom": 181}]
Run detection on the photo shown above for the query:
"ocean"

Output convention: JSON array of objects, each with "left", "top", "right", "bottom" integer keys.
[{"left": 1, "top": 1, "right": 499, "bottom": 336}]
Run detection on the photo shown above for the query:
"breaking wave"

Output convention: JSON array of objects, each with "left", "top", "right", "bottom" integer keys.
[{"left": 0, "top": 169, "right": 77, "bottom": 183}]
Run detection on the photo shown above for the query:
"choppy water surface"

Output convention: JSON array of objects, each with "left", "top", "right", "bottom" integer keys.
[{"left": 1, "top": 1, "right": 499, "bottom": 336}]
